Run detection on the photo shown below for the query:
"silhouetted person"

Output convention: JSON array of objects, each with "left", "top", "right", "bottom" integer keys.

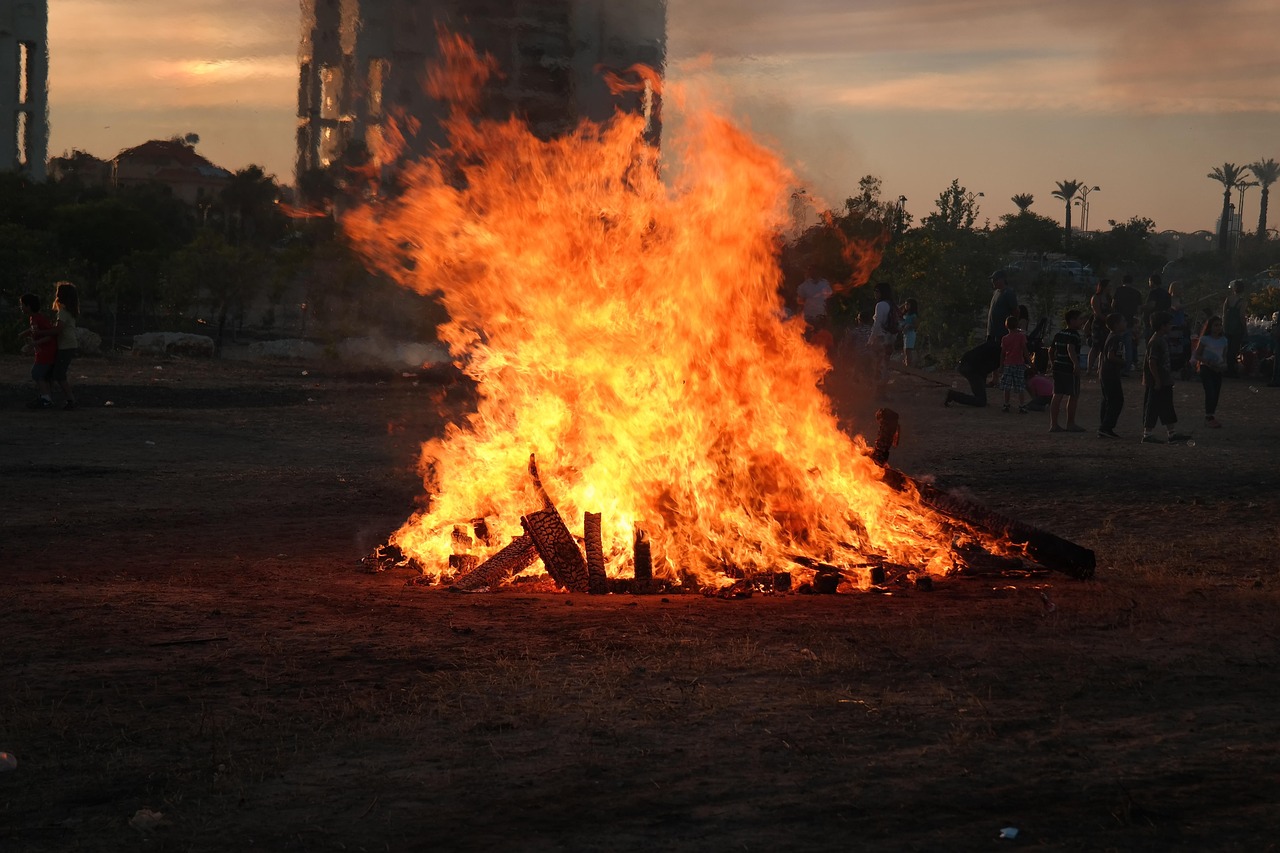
[
  {"left": 1111, "top": 274, "right": 1143, "bottom": 371},
  {"left": 1222, "top": 279, "right": 1247, "bottom": 378},
  {"left": 944, "top": 339, "right": 1000, "bottom": 408}
]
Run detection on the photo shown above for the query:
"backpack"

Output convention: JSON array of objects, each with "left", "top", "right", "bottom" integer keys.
[{"left": 882, "top": 302, "right": 900, "bottom": 336}]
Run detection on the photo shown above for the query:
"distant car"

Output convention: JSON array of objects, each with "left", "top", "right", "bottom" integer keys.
[{"left": 1047, "top": 260, "right": 1098, "bottom": 288}]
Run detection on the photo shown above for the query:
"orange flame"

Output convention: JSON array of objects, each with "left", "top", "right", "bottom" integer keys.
[{"left": 344, "top": 35, "right": 959, "bottom": 587}]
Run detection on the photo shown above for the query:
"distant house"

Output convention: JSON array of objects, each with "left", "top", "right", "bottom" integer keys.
[
  {"left": 47, "top": 149, "right": 113, "bottom": 187},
  {"left": 112, "top": 139, "right": 232, "bottom": 207}
]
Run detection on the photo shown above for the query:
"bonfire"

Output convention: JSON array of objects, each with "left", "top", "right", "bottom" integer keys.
[{"left": 346, "top": 33, "right": 1093, "bottom": 594}]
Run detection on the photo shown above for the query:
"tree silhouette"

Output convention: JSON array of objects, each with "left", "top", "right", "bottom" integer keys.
[
  {"left": 1051, "top": 180, "right": 1083, "bottom": 253},
  {"left": 1247, "top": 158, "right": 1280, "bottom": 239},
  {"left": 1011, "top": 193, "right": 1034, "bottom": 213},
  {"left": 1208, "top": 163, "right": 1247, "bottom": 253}
]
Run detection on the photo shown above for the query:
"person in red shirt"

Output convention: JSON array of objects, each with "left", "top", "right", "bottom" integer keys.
[{"left": 18, "top": 293, "right": 58, "bottom": 409}]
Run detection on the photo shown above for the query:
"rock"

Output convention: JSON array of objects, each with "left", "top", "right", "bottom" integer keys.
[
  {"left": 75, "top": 327, "right": 102, "bottom": 355},
  {"left": 132, "top": 332, "right": 216, "bottom": 358}
]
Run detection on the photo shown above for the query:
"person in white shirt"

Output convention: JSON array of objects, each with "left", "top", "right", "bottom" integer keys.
[{"left": 797, "top": 266, "right": 833, "bottom": 327}]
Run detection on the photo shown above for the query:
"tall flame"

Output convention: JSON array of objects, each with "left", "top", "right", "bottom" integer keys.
[{"left": 344, "top": 35, "right": 956, "bottom": 586}]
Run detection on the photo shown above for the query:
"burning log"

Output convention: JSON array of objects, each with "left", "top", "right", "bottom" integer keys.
[
  {"left": 583, "top": 512, "right": 609, "bottom": 595},
  {"left": 527, "top": 454, "right": 555, "bottom": 510},
  {"left": 869, "top": 408, "right": 1095, "bottom": 580},
  {"left": 633, "top": 528, "right": 654, "bottom": 593},
  {"left": 522, "top": 508, "right": 590, "bottom": 592},
  {"left": 452, "top": 535, "right": 539, "bottom": 591},
  {"left": 879, "top": 468, "right": 1094, "bottom": 579},
  {"left": 448, "top": 554, "right": 480, "bottom": 574},
  {"left": 869, "top": 408, "right": 900, "bottom": 467}
]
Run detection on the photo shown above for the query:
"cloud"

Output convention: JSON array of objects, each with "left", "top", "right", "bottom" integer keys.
[{"left": 670, "top": 0, "right": 1280, "bottom": 114}]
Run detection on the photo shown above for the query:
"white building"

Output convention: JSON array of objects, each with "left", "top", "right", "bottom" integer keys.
[
  {"left": 296, "top": 0, "right": 666, "bottom": 177},
  {"left": 0, "top": 0, "right": 48, "bottom": 178}
]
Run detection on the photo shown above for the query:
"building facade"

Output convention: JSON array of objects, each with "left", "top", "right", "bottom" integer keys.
[
  {"left": 1, "top": 0, "right": 48, "bottom": 178},
  {"left": 296, "top": 0, "right": 666, "bottom": 177}
]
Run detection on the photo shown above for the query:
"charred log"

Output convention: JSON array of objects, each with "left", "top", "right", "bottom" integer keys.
[
  {"left": 633, "top": 528, "right": 654, "bottom": 594},
  {"left": 522, "top": 508, "right": 590, "bottom": 592},
  {"left": 448, "top": 554, "right": 479, "bottom": 574},
  {"left": 452, "top": 535, "right": 539, "bottom": 591},
  {"left": 870, "top": 408, "right": 901, "bottom": 466},
  {"left": 527, "top": 454, "right": 555, "bottom": 510},
  {"left": 584, "top": 512, "right": 608, "bottom": 595},
  {"left": 880, "top": 467, "right": 1095, "bottom": 579}
]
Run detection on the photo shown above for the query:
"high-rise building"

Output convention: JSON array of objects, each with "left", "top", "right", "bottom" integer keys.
[
  {"left": 1, "top": 0, "right": 48, "bottom": 178},
  {"left": 296, "top": 0, "right": 666, "bottom": 178}
]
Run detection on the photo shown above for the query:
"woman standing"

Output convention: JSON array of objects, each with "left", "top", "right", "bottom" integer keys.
[
  {"left": 1192, "top": 316, "right": 1229, "bottom": 428},
  {"left": 48, "top": 282, "right": 80, "bottom": 410}
]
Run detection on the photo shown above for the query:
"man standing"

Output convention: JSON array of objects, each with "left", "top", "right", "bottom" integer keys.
[
  {"left": 986, "top": 269, "right": 1018, "bottom": 343},
  {"left": 1222, "top": 280, "right": 1247, "bottom": 378},
  {"left": 797, "top": 266, "right": 833, "bottom": 328},
  {"left": 1111, "top": 274, "right": 1143, "bottom": 372},
  {"left": 1141, "top": 272, "right": 1171, "bottom": 350}
]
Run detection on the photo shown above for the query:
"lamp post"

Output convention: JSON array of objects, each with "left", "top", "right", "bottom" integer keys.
[
  {"left": 1235, "top": 180, "right": 1258, "bottom": 247},
  {"left": 896, "top": 195, "right": 907, "bottom": 235},
  {"left": 1073, "top": 185, "right": 1100, "bottom": 233}
]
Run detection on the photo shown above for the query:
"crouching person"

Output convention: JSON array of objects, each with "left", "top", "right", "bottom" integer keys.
[{"left": 944, "top": 339, "right": 1001, "bottom": 408}]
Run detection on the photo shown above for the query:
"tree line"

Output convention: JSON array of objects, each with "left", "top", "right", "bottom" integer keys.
[{"left": 783, "top": 175, "right": 1280, "bottom": 361}]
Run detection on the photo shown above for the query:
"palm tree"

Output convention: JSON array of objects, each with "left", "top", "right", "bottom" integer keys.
[
  {"left": 1051, "top": 180, "right": 1083, "bottom": 252},
  {"left": 1011, "top": 193, "right": 1034, "bottom": 213},
  {"left": 1247, "top": 158, "right": 1280, "bottom": 238},
  {"left": 1208, "top": 163, "right": 1247, "bottom": 253}
]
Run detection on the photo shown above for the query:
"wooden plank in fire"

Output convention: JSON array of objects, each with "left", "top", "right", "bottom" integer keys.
[
  {"left": 633, "top": 528, "right": 654, "bottom": 594},
  {"left": 451, "top": 535, "right": 539, "bottom": 591},
  {"left": 522, "top": 508, "right": 590, "bottom": 592},
  {"left": 584, "top": 512, "right": 608, "bottom": 595}
]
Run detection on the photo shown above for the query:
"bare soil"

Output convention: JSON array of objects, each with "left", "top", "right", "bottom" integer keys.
[{"left": 3, "top": 354, "right": 1279, "bottom": 852}]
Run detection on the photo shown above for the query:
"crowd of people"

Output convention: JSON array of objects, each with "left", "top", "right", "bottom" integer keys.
[{"left": 944, "top": 270, "right": 1280, "bottom": 443}]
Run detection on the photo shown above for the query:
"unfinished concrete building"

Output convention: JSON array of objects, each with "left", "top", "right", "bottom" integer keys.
[
  {"left": 1, "top": 0, "right": 48, "bottom": 178},
  {"left": 296, "top": 0, "right": 666, "bottom": 177}
]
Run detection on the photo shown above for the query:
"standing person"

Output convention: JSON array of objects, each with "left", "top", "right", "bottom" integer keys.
[
  {"left": 944, "top": 340, "right": 1001, "bottom": 408},
  {"left": 796, "top": 266, "right": 833, "bottom": 329},
  {"left": 1270, "top": 312, "right": 1280, "bottom": 388},
  {"left": 1166, "top": 281, "right": 1192, "bottom": 378},
  {"left": 1222, "top": 280, "right": 1247, "bottom": 378},
  {"left": 998, "top": 315, "right": 1029, "bottom": 413},
  {"left": 1141, "top": 311, "right": 1189, "bottom": 444},
  {"left": 48, "top": 282, "right": 80, "bottom": 410},
  {"left": 1191, "top": 316, "right": 1229, "bottom": 428},
  {"left": 1141, "top": 273, "right": 1171, "bottom": 349},
  {"left": 1086, "top": 279, "right": 1112, "bottom": 376},
  {"left": 1049, "top": 309, "right": 1085, "bottom": 433},
  {"left": 869, "top": 282, "right": 898, "bottom": 398},
  {"left": 986, "top": 269, "right": 1017, "bottom": 385},
  {"left": 1097, "top": 313, "right": 1127, "bottom": 438},
  {"left": 18, "top": 293, "right": 58, "bottom": 409},
  {"left": 1111, "top": 274, "right": 1143, "bottom": 372},
  {"left": 899, "top": 298, "right": 919, "bottom": 367}
]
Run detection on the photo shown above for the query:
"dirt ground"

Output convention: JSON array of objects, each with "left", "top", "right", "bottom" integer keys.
[{"left": 2, "top": 352, "right": 1279, "bottom": 852}]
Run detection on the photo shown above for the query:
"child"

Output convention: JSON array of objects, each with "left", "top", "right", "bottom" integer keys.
[
  {"left": 1142, "top": 311, "right": 1190, "bottom": 444},
  {"left": 1024, "top": 367, "right": 1053, "bottom": 412},
  {"left": 900, "top": 299, "right": 919, "bottom": 367},
  {"left": 1049, "top": 309, "right": 1085, "bottom": 432},
  {"left": 1191, "top": 315, "right": 1228, "bottom": 428},
  {"left": 998, "top": 314, "right": 1029, "bottom": 412},
  {"left": 1097, "top": 313, "right": 1126, "bottom": 438},
  {"left": 18, "top": 293, "right": 58, "bottom": 409},
  {"left": 49, "top": 282, "right": 80, "bottom": 410}
]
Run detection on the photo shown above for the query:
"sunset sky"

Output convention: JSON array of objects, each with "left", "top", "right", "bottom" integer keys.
[{"left": 47, "top": 0, "right": 1280, "bottom": 233}]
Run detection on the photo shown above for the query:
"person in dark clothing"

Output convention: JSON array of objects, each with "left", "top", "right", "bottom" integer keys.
[
  {"left": 1050, "top": 309, "right": 1085, "bottom": 432},
  {"left": 1222, "top": 280, "right": 1247, "bottom": 378},
  {"left": 1097, "top": 313, "right": 1127, "bottom": 438},
  {"left": 1111, "top": 274, "right": 1143, "bottom": 371},
  {"left": 1142, "top": 311, "right": 1190, "bottom": 444},
  {"left": 1141, "top": 272, "right": 1171, "bottom": 349},
  {"left": 986, "top": 269, "right": 1018, "bottom": 343},
  {"left": 944, "top": 340, "right": 1001, "bottom": 407}
]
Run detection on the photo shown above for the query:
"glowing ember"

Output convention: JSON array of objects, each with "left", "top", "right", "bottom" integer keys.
[{"left": 344, "top": 34, "right": 969, "bottom": 589}]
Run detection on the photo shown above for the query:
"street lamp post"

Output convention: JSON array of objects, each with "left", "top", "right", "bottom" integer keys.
[{"left": 1073, "top": 185, "right": 1101, "bottom": 233}]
